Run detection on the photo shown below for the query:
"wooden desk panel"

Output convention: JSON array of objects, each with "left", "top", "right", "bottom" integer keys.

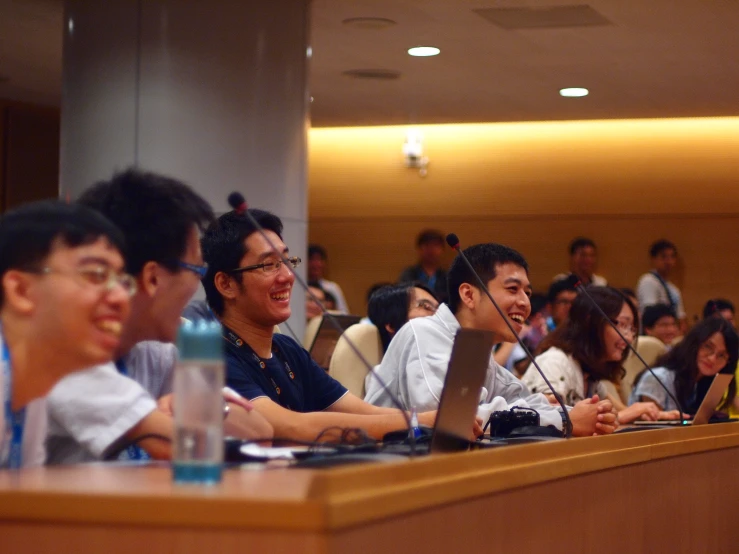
[{"left": 2, "top": 424, "right": 739, "bottom": 553}]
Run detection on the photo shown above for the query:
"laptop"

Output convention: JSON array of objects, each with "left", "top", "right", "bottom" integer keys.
[
  {"left": 428, "top": 328, "right": 495, "bottom": 453},
  {"left": 309, "top": 314, "right": 361, "bottom": 370},
  {"left": 632, "top": 372, "right": 734, "bottom": 427}
]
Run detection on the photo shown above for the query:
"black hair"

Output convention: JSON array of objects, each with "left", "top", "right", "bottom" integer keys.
[
  {"left": 308, "top": 244, "right": 327, "bottom": 260},
  {"left": 447, "top": 243, "right": 528, "bottom": 314},
  {"left": 201, "top": 209, "right": 284, "bottom": 316},
  {"left": 538, "top": 287, "right": 638, "bottom": 382},
  {"left": 0, "top": 200, "right": 125, "bottom": 307},
  {"left": 368, "top": 282, "right": 438, "bottom": 352},
  {"left": 649, "top": 239, "right": 676, "bottom": 258},
  {"left": 569, "top": 237, "right": 596, "bottom": 256},
  {"left": 642, "top": 304, "right": 677, "bottom": 330},
  {"left": 653, "top": 317, "right": 738, "bottom": 412},
  {"left": 703, "top": 298, "right": 736, "bottom": 319},
  {"left": 78, "top": 168, "right": 214, "bottom": 275},
  {"left": 619, "top": 287, "right": 636, "bottom": 299},
  {"left": 529, "top": 292, "right": 548, "bottom": 318},
  {"left": 547, "top": 278, "right": 578, "bottom": 304},
  {"left": 366, "top": 282, "right": 393, "bottom": 304},
  {"left": 416, "top": 229, "right": 445, "bottom": 247}
]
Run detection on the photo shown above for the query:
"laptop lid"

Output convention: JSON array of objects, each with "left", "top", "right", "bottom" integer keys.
[
  {"left": 430, "top": 328, "right": 495, "bottom": 454},
  {"left": 691, "top": 373, "right": 734, "bottom": 425},
  {"left": 309, "top": 315, "right": 361, "bottom": 370}
]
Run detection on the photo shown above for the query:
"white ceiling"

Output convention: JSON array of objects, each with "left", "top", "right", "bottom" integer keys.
[{"left": 3, "top": 0, "right": 739, "bottom": 126}]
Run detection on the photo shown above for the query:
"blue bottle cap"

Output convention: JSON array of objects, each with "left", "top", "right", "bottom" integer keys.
[{"left": 177, "top": 320, "right": 223, "bottom": 360}]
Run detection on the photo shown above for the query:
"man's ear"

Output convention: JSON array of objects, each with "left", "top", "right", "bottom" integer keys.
[
  {"left": 214, "top": 271, "right": 238, "bottom": 301},
  {"left": 384, "top": 323, "right": 396, "bottom": 335},
  {"left": 2, "top": 271, "right": 37, "bottom": 315},
  {"left": 458, "top": 283, "right": 477, "bottom": 311},
  {"left": 138, "top": 261, "right": 160, "bottom": 298}
]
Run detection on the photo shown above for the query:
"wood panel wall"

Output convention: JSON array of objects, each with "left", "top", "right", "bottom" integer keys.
[{"left": 307, "top": 118, "right": 739, "bottom": 319}]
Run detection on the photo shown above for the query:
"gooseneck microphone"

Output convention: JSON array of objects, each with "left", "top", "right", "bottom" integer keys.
[
  {"left": 572, "top": 280, "right": 687, "bottom": 424},
  {"left": 446, "top": 234, "right": 573, "bottom": 438},
  {"left": 226, "top": 193, "right": 417, "bottom": 453}
]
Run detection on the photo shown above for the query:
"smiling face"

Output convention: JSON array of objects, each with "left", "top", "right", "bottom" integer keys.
[
  {"left": 19, "top": 237, "right": 131, "bottom": 370},
  {"left": 459, "top": 262, "right": 531, "bottom": 342},
  {"left": 696, "top": 332, "right": 729, "bottom": 377},
  {"left": 229, "top": 230, "right": 295, "bottom": 328},
  {"left": 602, "top": 301, "right": 635, "bottom": 362}
]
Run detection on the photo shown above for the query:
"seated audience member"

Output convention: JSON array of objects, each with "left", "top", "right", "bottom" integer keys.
[
  {"left": 398, "top": 229, "right": 449, "bottom": 303},
  {"left": 703, "top": 298, "right": 736, "bottom": 327},
  {"left": 201, "top": 209, "right": 473, "bottom": 442},
  {"left": 636, "top": 239, "right": 687, "bottom": 331},
  {"left": 494, "top": 293, "right": 549, "bottom": 377},
  {"left": 522, "top": 287, "right": 674, "bottom": 424},
  {"left": 630, "top": 317, "right": 738, "bottom": 414},
  {"left": 367, "top": 243, "right": 617, "bottom": 436},
  {"left": 359, "top": 282, "right": 393, "bottom": 325},
  {"left": 307, "top": 244, "right": 349, "bottom": 313},
  {"left": 554, "top": 237, "right": 607, "bottom": 287},
  {"left": 46, "top": 170, "right": 272, "bottom": 464},
  {"left": 642, "top": 304, "right": 680, "bottom": 347},
  {"left": 0, "top": 201, "right": 130, "bottom": 468},
  {"left": 546, "top": 278, "right": 578, "bottom": 331},
  {"left": 306, "top": 281, "right": 327, "bottom": 321},
  {"left": 701, "top": 299, "right": 739, "bottom": 417},
  {"left": 367, "top": 283, "right": 439, "bottom": 352}
]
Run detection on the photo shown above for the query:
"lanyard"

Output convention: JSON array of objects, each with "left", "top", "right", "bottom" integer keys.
[
  {"left": 223, "top": 327, "right": 295, "bottom": 409},
  {"left": 114, "top": 358, "right": 149, "bottom": 462},
  {"left": 1, "top": 332, "right": 26, "bottom": 469}
]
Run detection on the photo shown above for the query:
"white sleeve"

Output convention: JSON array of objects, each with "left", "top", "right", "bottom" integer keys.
[
  {"left": 637, "top": 274, "right": 661, "bottom": 308},
  {"left": 674, "top": 288, "right": 687, "bottom": 319},
  {"left": 521, "top": 352, "right": 570, "bottom": 400},
  {"left": 46, "top": 364, "right": 157, "bottom": 458},
  {"left": 481, "top": 361, "right": 563, "bottom": 430}
]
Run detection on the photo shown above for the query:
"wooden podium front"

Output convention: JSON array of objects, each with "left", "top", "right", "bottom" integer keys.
[{"left": 2, "top": 423, "right": 739, "bottom": 553}]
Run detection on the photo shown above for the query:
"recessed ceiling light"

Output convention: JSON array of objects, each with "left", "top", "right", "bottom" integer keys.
[
  {"left": 408, "top": 46, "right": 440, "bottom": 57},
  {"left": 559, "top": 87, "right": 589, "bottom": 97}
]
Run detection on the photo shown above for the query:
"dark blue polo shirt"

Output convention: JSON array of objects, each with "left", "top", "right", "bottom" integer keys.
[{"left": 224, "top": 329, "right": 347, "bottom": 412}]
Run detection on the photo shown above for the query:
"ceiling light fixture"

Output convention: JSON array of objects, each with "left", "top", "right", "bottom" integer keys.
[
  {"left": 408, "top": 46, "right": 440, "bottom": 57},
  {"left": 559, "top": 87, "right": 589, "bottom": 97}
]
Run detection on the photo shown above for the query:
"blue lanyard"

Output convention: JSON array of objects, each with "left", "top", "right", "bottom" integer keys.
[
  {"left": 114, "top": 358, "right": 149, "bottom": 462},
  {"left": 2, "top": 333, "right": 26, "bottom": 469}
]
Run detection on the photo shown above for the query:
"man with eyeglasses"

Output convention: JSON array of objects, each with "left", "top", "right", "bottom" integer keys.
[
  {"left": 201, "top": 210, "right": 481, "bottom": 442},
  {"left": 46, "top": 170, "right": 272, "bottom": 464},
  {"left": 0, "top": 200, "right": 131, "bottom": 468}
]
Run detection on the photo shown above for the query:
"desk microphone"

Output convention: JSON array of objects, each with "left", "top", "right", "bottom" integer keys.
[
  {"left": 571, "top": 279, "right": 687, "bottom": 424},
  {"left": 446, "top": 234, "right": 573, "bottom": 437},
  {"left": 226, "top": 193, "right": 417, "bottom": 452}
]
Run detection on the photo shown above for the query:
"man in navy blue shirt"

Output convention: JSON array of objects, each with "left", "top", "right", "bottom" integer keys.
[{"left": 202, "top": 209, "right": 477, "bottom": 442}]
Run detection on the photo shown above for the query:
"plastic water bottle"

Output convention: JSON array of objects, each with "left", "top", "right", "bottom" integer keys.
[{"left": 172, "top": 320, "right": 224, "bottom": 484}]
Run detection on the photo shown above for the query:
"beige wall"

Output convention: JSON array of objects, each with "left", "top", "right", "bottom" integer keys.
[{"left": 308, "top": 117, "right": 739, "bottom": 320}]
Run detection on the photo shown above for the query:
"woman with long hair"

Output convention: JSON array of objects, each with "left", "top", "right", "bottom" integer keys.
[
  {"left": 522, "top": 287, "right": 674, "bottom": 423},
  {"left": 630, "top": 316, "right": 738, "bottom": 414},
  {"left": 368, "top": 283, "right": 439, "bottom": 352}
]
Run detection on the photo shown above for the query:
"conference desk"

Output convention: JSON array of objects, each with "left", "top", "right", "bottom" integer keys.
[{"left": 2, "top": 424, "right": 739, "bottom": 553}]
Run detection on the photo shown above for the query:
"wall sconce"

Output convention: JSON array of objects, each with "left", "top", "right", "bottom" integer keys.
[{"left": 403, "top": 129, "right": 429, "bottom": 177}]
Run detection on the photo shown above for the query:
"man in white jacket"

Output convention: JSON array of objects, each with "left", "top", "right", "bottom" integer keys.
[{"left": 365, "top": 243, "right": 618, "bottom": 437}]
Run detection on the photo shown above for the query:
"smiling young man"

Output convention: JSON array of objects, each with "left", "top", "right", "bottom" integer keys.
[
  {"left": 365, "top": 243, "right": 618, "bottom": 437},
  {"left": 201, "top": 209, "right": 469, "bottom": 442},
  {"left": 0, "top": 200, "right": 131, "bottom": 468},
  {"left": 46, "top": 170, "right": 272, "bottom": 464}
]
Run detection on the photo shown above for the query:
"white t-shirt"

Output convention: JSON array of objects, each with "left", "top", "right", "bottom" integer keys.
[
  {"left": 364, "top": 303, "right": 565, "bottom": 430},
  {"left": 319, "top": 279, "right": 350, "bottom": 314},
  {"left": 553, "top": 273, "right": 608, "bottom": 287},
  {"left": 0, "top": 334, "right": 48, "bottom": 468},
  {"left": 45, "top": 341, "right": 176, "bottom": 465},
  {"left": 522, "top": 347, "right": 609, "bottom": 406},
  {"left": 636, "top": 272, "right": 686, "bottom": 319}
]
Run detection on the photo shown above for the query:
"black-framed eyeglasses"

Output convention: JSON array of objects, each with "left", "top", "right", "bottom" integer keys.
[
  {"left": 178, "top": 261, "right": 208, "bottom": 278},
  {"left": 229, "top": 256, "right": 301, "bottom": 275}
]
